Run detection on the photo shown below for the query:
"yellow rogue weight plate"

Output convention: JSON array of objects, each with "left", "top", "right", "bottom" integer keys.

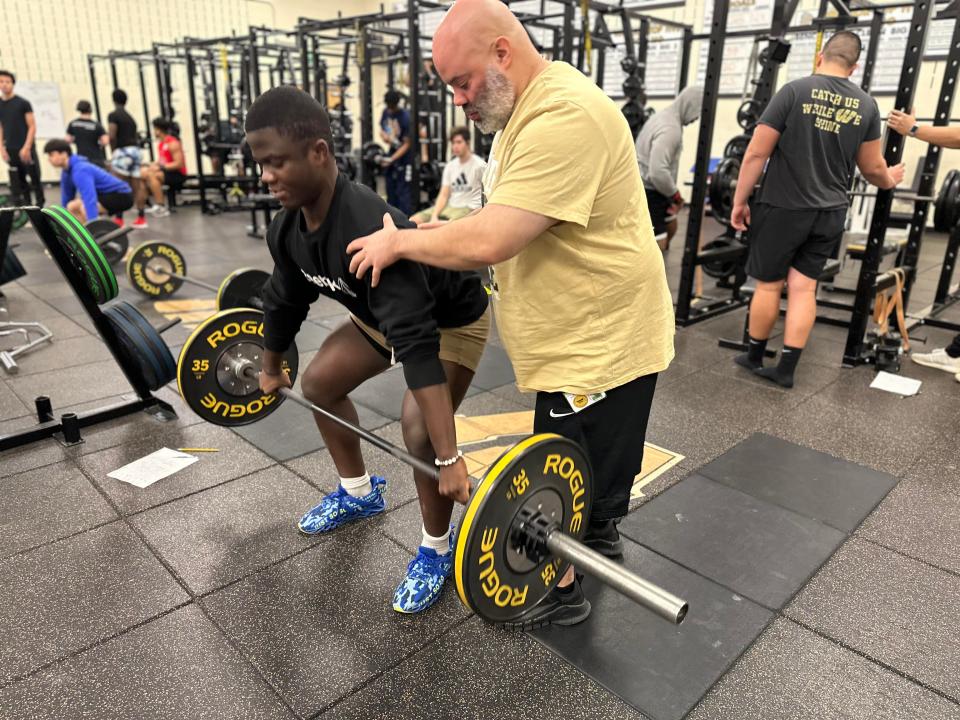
[
  {"left": 177, "top": 308, "right": 299, "bottom": 426},
  {"left": 454, "top": 433, "right": 593, "bottom": 624},
  {"left": 127, "top": 240, "right": 187, "bottom": 299}
]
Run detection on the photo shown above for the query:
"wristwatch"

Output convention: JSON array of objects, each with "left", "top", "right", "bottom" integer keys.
[{"left": 909, "top": 124, "right": 920, "bottom": 137}]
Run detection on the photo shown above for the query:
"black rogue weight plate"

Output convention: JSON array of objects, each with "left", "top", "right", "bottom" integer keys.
[
  {"left": 126, "top": 240, "right": 187, "bottom": 299},
  {"left": 104, "top": 303, "right": 165, "bottom": 390},
  {"left": 86, "top": 218, "right": 130, "bottom": 266},
  {"left": 454, "top": 434, "right": 592, "bottom": 624},
  {"left": 216, "top": 268, "right": 269, "bottom": 311},
  {"left": 42, "top": 206, "right": 118, "bottom": 304},
  {"left": 177, "top": 308, "right": 299, "bottom": 426},
  {"left": 708, "top": 156, "right": 740, "bottom": 227},
  {"left": 112, "top": 300, "right": 177, "bottom": 389}
]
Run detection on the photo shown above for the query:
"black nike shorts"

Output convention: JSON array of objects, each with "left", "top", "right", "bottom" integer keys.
[
  {"left": 533, "top": 373, "right": 658, "bottom": 521},
  {"left": 746, "top": 202, "right": 847, "bottom": 281}
]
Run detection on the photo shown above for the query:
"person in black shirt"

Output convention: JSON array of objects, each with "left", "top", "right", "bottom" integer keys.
[
  {"left": 0, "top": 70, "right": 43, "bottom": 207},
  {"left": 730, "top": 32, "right": 903, "bottom": 388},
  {"left": 247, "top": 86, "right": 490, "bottom": 615},
  {"left": 379, "top": 90, "right": 414, "bottom": 215},
  {"left": 65, "top": 100, "right": 108, "bottom": 168},
  {"left": 107, "top": 89, "right": 148, "bottom": 227}
]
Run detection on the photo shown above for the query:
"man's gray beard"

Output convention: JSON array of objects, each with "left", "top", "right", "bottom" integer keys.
[{"left": 473, "top": 67, "right": 516, "bottom": 134}]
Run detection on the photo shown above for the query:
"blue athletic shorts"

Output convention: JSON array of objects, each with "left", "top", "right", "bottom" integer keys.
[{"left": 111, "top": 146, "right": 142, "bottom": 179}]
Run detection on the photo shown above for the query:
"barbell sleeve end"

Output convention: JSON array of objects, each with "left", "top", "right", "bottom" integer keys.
[{"left": 545, "top": 530, "right": 689, "bottom": 625}]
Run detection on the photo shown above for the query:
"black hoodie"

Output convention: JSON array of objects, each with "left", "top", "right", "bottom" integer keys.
[{"left": 260, "top": 174, "right": 488, "bottom": 389}]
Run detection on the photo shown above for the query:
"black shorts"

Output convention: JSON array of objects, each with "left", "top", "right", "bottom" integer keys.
[
  {"left": 164, "top": 170, "right": 186, "bottom": 191},
  {"left": 645, "top": 187, "right": 674, "bottom": 237},
  {"left": 533, "top": 373, "right": 658, "bottom": 521},
  {"left": 98, "top": 191, "right": 133, "bottom": 214},
  {"left": 746, "top": 202, "right": 847, "bottom": 282}
]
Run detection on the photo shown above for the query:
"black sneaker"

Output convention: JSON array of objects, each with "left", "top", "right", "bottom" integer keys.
[
  {"left": 582, "top": 519, "right": 623, "bottom": 557},
  {"left": 504, "top": 574, "right": 591, "bottom": 630}
]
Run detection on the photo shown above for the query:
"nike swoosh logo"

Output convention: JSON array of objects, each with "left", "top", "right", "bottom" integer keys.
[{"left": 549, "top": 409, "right": 575, "bottom": 418}]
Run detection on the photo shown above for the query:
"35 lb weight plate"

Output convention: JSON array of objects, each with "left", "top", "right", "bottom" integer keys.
[
  {"left": 127, "top": 240, "right": 187, "bottom": 299},
  {"left": 454, "top": 434, "right": 592, "bottom": 624},
  {"left": 42, "top": 206, "right": 118, "bottom": 304},
  {"left": 216, "top": 268, "right": 269, "bottom": 311},
  {"left": 177, "top": 308, "right": 299, "bottom": 426}
]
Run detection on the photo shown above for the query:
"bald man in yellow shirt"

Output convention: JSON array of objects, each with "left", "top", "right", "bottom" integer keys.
[{"left": 348, "top": 0, "right": 674, "bottom": 629}]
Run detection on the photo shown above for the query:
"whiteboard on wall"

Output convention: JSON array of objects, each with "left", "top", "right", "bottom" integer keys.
[
  {"left": 15, "top": 81, "right": 65, "bottom": 138},
  {"left": 696, "top": 0, "right": 776, "bottom": 96}
]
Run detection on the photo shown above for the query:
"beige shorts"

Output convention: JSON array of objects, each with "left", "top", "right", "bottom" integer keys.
[
  {"left": 410, "top": 205, "right": 474, "bottom": 224},
  {"left": 349, "top": 307, "right": 490, "bottom": 372}
]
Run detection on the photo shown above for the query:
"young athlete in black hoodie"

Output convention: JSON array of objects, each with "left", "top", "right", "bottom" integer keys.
[{"left": 247, "top": 86, "right": 489, "bottom": 614}]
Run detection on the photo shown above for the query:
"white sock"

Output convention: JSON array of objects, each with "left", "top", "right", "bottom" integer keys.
[
  {"left": 421, "top": 525, "right": 451, "bottom": 555},
  {"left": 340, "top": 473, "right": 372, "bottom": 497}
]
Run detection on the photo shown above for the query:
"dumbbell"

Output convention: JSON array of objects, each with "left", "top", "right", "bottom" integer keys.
[{"left": 125, "top": 240, "right": 269, "bottom": 311}]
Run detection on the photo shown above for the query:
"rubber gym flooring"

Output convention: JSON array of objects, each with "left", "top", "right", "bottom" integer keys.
[{"left": 1, "top": 196, "right": 959, "bottom": 719}]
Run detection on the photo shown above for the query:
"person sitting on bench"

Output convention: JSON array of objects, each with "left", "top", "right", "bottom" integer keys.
[
  {"left": 411, "top": 126, "right": 486, "bottom": 226},
  {"left": 140, "top": 117, "right": 186, "bottom": 219},
  {"left": 43, "top": 139, "right": 133, "bottom": 224}
]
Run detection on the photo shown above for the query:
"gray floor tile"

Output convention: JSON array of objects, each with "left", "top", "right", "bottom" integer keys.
[
  {"left": 770, "top": 396, "right": 930, "bottom": 477},
  {"left": 0, "top": 605, "right": 294, "bottom": 720},
  {"left": 689, "top": 618, "right": 960, "bottom": 720},
  {"left": 469, "top": 342, "right": 516, "bottom": 390},
  {"left": 318, "top": 617, "right": 647, "bottom": 720},
  {"left": 346, "top": 365, "right": 408, "bottom": 420},
  {"left": 130, "top": 466, "right": 320, "bottom": 594},
  {"left": 232, "top": 394, "right": 390, "bottom": 463},
  {"left": 378, "top": 497, "right": 465, "bottom": 555},
  {"left": 282, "top": 421, "right": 421, "bottom": 509},
  {"left": 857, "top": 471, "right": 960, "bottom": 574},
  {"left": 293, "top": 319, "right": 332, "bottom": 352},
  {"left": 488, "top": 381, "right": 536, "bottom": 409},
  {"left": 202, "top": 529, "right": 469, "bottom": 717},
  {"left": 698, "top": 433, "right": 898, "bottom": 532},
  {"left": 78, "top": 423, "right": 275, "bottom": 515},
  {"left": 0, "top": 461, "right": 116, "bottom": 558},
  {"left": 621, "top": 475, "right": 846, "bottom": 609},
  {"left": 0, "top": 333, "right": 111, "bottom": 375},
  {"left": 531, "top": 539, "right": 772, "bottom": 720},
  {"left": 787, "top": 537, "right": 960, "bottom": 700},
  {"left": 4, "top": 358, "right": 130, "bottom": 409},
  {"left": 0, "top": 522, "right": 187, "bottom": 684},
  {"left": 0, "top": 380, "right": 29, "bottom": 420}
]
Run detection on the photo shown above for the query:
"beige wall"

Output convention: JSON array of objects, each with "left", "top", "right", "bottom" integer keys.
[{"left": 2, "top": 0, "right": 956, "bottom": 200}]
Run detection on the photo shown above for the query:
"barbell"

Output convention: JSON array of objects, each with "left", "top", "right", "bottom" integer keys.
[
  {"left": 176, "top": 308, "right": 690, "bottom": 626},
  {"left": 85, "top": 218, "right": 133, "bottom": 266},
  {"left": 125, "top": 240, "right": 270, "bottom": 311}
]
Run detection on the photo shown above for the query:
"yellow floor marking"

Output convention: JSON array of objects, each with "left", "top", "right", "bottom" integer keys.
[
  {"left": 631, "top": 442, "right": 685, "bottom": 498},
  {"left": 455, "top": 410, "right": 684, "bottom": 492},
  {"left": 154, "top": 298, "right": 217, "bottom": 329}
]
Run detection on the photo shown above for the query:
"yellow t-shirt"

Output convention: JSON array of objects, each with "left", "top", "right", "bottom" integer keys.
[{"left": 483, "top": 61, "right": 675, "bottom": 395}]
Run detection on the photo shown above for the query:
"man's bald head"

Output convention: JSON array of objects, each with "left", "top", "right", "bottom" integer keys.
[{"left": 432, "top": 0, "right": 548, "bottom": 133}]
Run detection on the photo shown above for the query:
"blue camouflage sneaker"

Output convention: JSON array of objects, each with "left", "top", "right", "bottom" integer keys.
[
  {"left": 297, "top": 476, "right": 387, "bottom": 535},
  {"left": 392, "top": 532, "right": 454, "bottom": 614}
]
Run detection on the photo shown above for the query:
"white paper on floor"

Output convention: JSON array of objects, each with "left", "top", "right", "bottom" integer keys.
[
  {"left": 869, "top": 371, "right": 922, "bottom": 397},
  {"left": 107, "top": 448, "right": 199, "bottom": 488}
]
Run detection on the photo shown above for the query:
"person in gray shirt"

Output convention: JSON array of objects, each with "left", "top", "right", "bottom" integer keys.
[
  {"left": 636, "top": 85, "right": 703, "bottom": 250},
  {"left": 730, "top": 31, "right": 903, "bottom": 388}
]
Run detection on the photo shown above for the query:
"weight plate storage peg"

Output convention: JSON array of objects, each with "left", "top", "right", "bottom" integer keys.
[
  {"left": 177, "top": 308, "right": 299, "bottom": 426},
  {"left": 127, "top": 240, "right": 187, "bottom": 299},
  {"left": 42, "top": 206, "right": 118, "bottom": 304}
]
